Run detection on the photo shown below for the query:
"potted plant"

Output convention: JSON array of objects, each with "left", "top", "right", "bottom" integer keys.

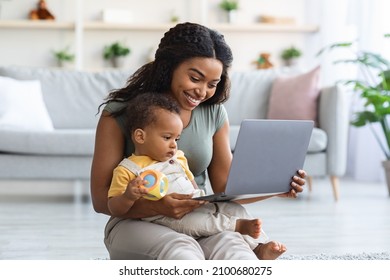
[
  {"left": 317, "top": 34, "right": 390, "bottom": 195},
  {"left": 52, "top": 46, "right": 74, "bottom": 68},
  {"left": 219, "top": 0, "right": 239, "bottom": 23},
  {"left": 281, "top": 46, "right": 302, "bottom": 66},
  {"left": 103, "top": 41, "right": 131, "bottom": 68}
]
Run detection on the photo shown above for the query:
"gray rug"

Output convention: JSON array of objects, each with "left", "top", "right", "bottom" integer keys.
[{"left": 279, "top": 252, "right": 390, "bottom": 260}]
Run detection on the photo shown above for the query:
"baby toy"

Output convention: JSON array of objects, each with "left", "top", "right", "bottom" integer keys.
[{"left": 139, "top": 170, "right": 168, "bottom": 200}]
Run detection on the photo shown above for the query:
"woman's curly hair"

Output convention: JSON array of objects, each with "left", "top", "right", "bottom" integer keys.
[{"left": 102, "top": 22, "right": 233, "bottom": 116}]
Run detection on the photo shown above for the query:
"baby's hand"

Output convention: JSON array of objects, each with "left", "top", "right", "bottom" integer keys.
[{"left": 124, "top": 177, "right": 149, "bottom": 201}]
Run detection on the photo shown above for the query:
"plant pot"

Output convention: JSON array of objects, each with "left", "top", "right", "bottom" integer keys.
[
  {"left": 110, "top": 56, "right": 127, "bottom": 68},
  {"left": 57, "top": 60, "right": 72, "bottom": 68},
  {"left": 226, "top": 10, "right": 237, "bottom": 23},
  {"left": 283, "top": 58, "right": 299, "bottom": 67},
  {"left": 381, "top": 160, "right": 390, "bottom": 196}
]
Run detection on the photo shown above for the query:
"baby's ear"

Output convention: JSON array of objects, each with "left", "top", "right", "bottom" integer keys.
[{"left": 133, "top": 128, "right": 145, "bottom": 144}]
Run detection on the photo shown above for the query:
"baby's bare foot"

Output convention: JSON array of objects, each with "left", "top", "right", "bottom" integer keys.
[
  {"left": 235, "top": 219, "right": 262, "bottom": 239},
  {"left": 253, "top": 241, "right": 287, "bottom": 260}
]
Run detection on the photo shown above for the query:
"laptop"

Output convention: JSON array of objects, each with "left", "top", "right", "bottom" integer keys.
[{"left": 194, "top": 119, "right": 314, "bottom": 202}]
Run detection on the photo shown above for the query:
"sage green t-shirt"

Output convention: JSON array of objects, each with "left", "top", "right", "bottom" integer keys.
[{"left": 104, "top": 101, "right": 228, "bottom": 190}]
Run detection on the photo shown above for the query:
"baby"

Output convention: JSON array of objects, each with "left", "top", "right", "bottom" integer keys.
[{"left": 107, "top": 92, "right": 266, "bottom": 243}]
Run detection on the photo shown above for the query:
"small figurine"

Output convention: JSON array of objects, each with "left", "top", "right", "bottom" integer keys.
[
  {"left": 29, "top": 0, "right": 55, "bottom": 20},
  {"left": 139, "top": 170, "right": 169, "bottom": 200},
  {"left": 254, "top": 52, "right": 274, "bottom": 69}
]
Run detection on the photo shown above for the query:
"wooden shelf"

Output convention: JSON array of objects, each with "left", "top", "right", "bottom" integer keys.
[
  {"left": 84, "top": 21, "right": 319, "bottom": 33},
  {"left": 210, "top": 23, "right": 319, "bottom": 33},
  {"left": 0, "top": 20, "right": 74, "bottom": 30},
  {"left": 83, "top": 21, "right": 176, "bottom": 31},
  {"left": 0, "top": 20, "right": 319, "bottom": 33}
]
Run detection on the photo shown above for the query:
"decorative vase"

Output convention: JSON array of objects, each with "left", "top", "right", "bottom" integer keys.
[
  {"left": 57, "top": 60, "right": 72, "bottom": 68},
  {"left": 284, "top": 58, "right": 299, "bottom": 67},
  {"left": 381, "top": 160, "right": 390, "bottom": 196},
  {"left": 111, "top": 56, "right": 126, "bottom": 68},
  {"left": 227, "top": 10, "right": 237, "bottom": 23}
]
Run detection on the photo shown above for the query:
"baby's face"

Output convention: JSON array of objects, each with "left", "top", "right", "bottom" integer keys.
[{"left": 142, "top": 109, "right": 183, "bottom": 162}]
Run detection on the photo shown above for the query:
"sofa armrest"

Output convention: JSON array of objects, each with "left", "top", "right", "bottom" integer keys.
[{"left": 318, "top": 84, "right": 351, "bottom": 176}]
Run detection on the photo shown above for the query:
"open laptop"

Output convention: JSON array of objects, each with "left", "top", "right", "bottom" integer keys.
[{"left": 194, "top": 119, "right": 314, "bottom": 202}]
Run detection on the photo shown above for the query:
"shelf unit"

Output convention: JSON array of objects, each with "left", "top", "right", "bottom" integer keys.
[
  {"left": 0, "top": 0, "right": 320, "bottom": 70},
  {"left": 0, "top": 19, "right": 319, "bottom": 70},
  {"left": 0, "top": 20, "right": 74, "bottom": 29},
  {"left": 0, "top": 20, "right": 319, "bottom": 33}
]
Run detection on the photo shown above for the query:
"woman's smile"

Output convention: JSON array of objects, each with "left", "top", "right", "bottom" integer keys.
[{"left": 184, "top": 92, "right": 202, "bottom": 107}]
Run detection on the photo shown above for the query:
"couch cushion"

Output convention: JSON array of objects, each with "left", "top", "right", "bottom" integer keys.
[
  {"left": 229, "top": 125, "right": 327, "bottom": 153},
  {"left": 0, "top": 66, "right": 132, "bottom": 129},
  {"left": 225, "top": 68, "right": 302, "bottom": 125},
  {"left": 0, "top": 77, "right": 54, "bottom": 131},
  {"left": 267, "top": 66, "right": 321, "bottom": 125},
  {"left": 0, "top": 129, "right": 95, "bottom": 156},
  {"left": 308, "top": 128, "right": 327, "bottom": 152},
  {"left": 225, "top": 70, "right": 275, "bottom": 125}
]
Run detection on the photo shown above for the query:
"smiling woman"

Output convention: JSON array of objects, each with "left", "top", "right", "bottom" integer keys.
[{"left": 90, "top": 22, "right": 306, "bottom": 260}]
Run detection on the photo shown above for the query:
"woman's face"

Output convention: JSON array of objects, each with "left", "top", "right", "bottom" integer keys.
[{"left": 170, "top": 57, "right": 223, "bottom": 111}]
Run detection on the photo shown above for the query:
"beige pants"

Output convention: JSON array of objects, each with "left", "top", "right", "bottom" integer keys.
[
  {"left": 104, "top": 216, "right": 260, "bottom": 260},
  {"left": 148, "top": 202, "right": 268, "bottom": 247}
]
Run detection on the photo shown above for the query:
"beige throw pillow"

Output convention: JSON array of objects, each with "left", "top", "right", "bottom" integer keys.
[{"left": 267, "top": 66, "right": 321, "bottom": 125}]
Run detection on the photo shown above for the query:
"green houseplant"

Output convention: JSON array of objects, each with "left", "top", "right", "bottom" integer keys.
[
  {"left": 317, "top": 35, "right": 390, "bottom": 195},
  {"left": 219, "top": 0, "right": 239, "bottom": 11},
  {"left": 103, "top": 41, "right": 131, "bottom": 68},
  {"left": 52, "top": 46, "right": 74, "bottom": 68},
  {"left": 281, "top": 46, "right": 302, "bottom": 66},
  {"left": 219, "top": 0, "right": 239, "bottom": 23}
]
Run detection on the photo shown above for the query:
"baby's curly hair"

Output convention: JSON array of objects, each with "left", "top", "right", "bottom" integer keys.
[{"left": 125, "top": 92, "right": 180, "bottom": 135}]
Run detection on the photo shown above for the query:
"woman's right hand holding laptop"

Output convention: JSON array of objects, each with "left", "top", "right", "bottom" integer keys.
[{"left": 277, "top": 169, "right": 306, "bottom": 198}]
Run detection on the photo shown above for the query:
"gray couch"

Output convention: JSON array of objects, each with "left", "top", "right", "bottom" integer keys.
[
  {"left": 0, "top": 66, "right": 350, "bottom": 200},
  {"left": 0, "top": 66, "right": 131, "bottom": 181}
]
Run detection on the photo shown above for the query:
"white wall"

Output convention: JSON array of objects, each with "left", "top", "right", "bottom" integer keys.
[{"left": 0, "top": 0, "right": 317, "bottom": 72}]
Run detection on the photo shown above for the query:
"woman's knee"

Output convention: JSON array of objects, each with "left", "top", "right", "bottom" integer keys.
[
  {"left": 157, "top": 231, "right": 205, "bottom": 260},
  {"left": 105, "top": 219, "right": 205, "bottom": 260}
]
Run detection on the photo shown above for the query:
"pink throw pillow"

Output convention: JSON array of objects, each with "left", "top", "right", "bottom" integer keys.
[{"left": 267, "top": 66, "right": 321, "bottom": 125}]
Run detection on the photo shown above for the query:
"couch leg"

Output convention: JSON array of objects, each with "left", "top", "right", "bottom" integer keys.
[
  {"left": 330, "top": 176, "right": 339, "bottom": 201},
  {"left": 307, "top": 176, "right": 312, "bottom": 192},
  {"left": 73, "top": 180, "right": 89, "bottom": 204}
]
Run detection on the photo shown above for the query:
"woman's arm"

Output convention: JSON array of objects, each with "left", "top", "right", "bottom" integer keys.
[
  {"left": 207, "top": 120, "right": 232, "bottom": 194},
  {"left": 90, "top": 111, "right": 204, "bottom": 218},
  {"left": 90, "top": 111, "right": 124, "bottom": 215}
]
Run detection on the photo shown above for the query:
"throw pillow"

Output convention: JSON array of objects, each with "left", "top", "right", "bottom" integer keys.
[
  {"left": 0, "top": 76, "right": 54, "bottom": 131},
  {"left": 267, "top": 66, "right": 321, "bottom": 125}
]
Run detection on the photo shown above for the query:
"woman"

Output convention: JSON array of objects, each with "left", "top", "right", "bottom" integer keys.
[{"left": 90, "top": 22, "right": 306, "bottom": 260}]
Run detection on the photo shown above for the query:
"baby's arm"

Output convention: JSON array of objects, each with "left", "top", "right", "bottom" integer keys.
[
  {"left": 191, "top": 179, "right": 199, "bottom": 189},
  {"left": 108, "top": 177, "right": 148, "bottom": 216}
]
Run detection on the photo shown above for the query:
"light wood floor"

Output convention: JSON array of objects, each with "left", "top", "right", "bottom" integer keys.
[{"left": 0, "top": 177, "right": 389, "bottom": 260}]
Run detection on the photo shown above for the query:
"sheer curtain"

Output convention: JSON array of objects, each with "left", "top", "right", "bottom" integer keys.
[
  {"left": 346, "top": 0, "right": 390, "bottom": 182},
  {"left": 307, "top": 0, "right": 390, "bottom": 182}
]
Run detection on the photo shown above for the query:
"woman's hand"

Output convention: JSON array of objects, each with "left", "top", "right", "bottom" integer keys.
[
  {"left": 156, "top": 193, "right": 206, "bottom": 219},
  {"left": 278, "top": 169, "right": 306, "bottom": 198}
]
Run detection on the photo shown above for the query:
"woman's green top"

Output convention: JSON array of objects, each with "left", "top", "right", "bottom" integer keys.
[{"left": 104, "top": 101, "right": 227, "bottom": 190}]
